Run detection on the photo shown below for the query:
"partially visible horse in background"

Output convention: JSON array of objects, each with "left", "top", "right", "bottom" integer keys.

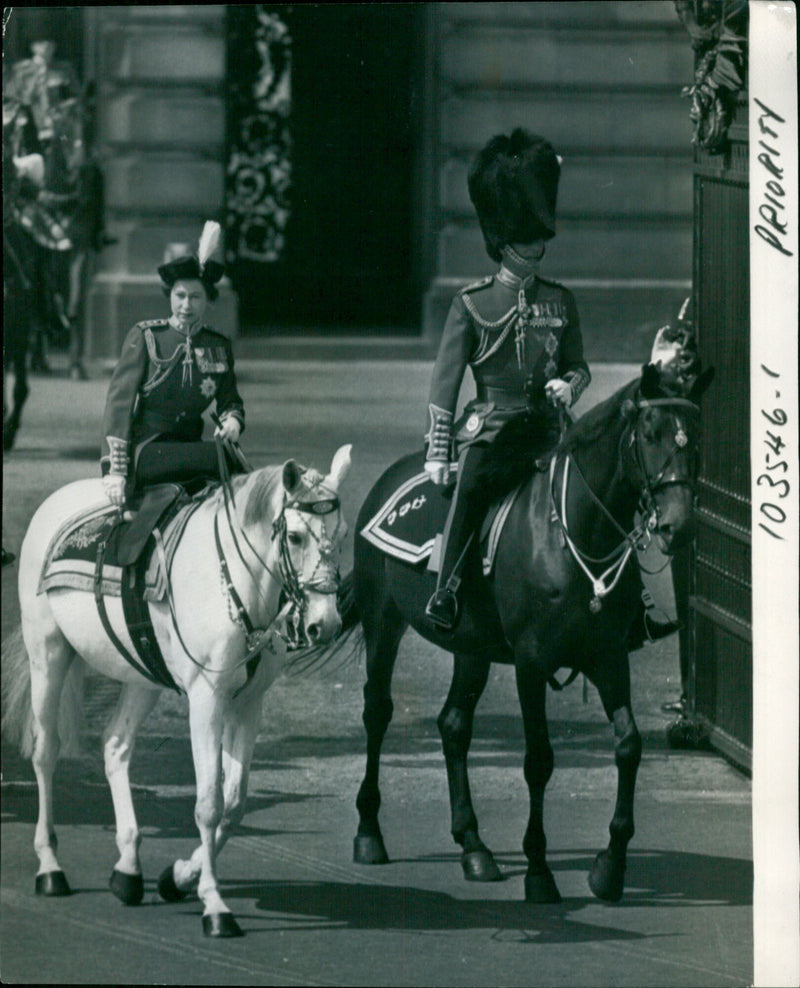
[
  {"left": 3, "top": 98, "right": 43, "bottom": 451},
  {"left": 2, "top": 445, "right": 352, "bottom": 937}
]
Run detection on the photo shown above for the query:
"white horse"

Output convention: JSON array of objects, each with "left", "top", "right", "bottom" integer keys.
[{"left": 2, "top": 445, "right": 352, "bottom": 937}]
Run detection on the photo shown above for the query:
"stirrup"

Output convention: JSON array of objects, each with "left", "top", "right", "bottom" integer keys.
[{"left": 425, "top": 588, "right": 459, "bottom": 630}]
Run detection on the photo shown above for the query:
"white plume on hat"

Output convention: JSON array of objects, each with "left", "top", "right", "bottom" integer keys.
[{"left": 197, "top": 221, "right": 222, "bottom": 275}]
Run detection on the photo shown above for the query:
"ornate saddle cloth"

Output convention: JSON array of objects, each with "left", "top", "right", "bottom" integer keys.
[
  {"left": 39, "top": 498, "right": 199, "bottom": 599},
  {"left": 359, "top": 457, "right": 521, "bottom": 576},
  {"left": 38, "top": 495, "right": 204, "bottom": 691}
]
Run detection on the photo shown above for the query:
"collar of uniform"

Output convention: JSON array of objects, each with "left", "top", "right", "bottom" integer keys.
[
  {"left": 168, "top": 316, "right": 203, "bottom": 338},
  {"left": 497, "top": 247, "right": 541, "bottom": 288}
]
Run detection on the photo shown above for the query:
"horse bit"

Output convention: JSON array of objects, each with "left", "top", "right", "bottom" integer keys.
[{"left": 552, "top": 394, "right": 699, "bottom": 614}]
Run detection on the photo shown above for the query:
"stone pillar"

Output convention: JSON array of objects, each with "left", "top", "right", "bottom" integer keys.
[{"left": 84, "top": 5, "right": 236, "bottom": 360}]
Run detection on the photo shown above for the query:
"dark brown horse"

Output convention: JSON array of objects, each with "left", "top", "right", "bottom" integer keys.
[{"left": 336, "top": 356, "right": 713, "bottom": 904}]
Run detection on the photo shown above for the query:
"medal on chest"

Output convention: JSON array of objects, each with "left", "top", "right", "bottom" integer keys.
[
  {"left": 515, "top": 292, "right": 565, "bottom": 371},
  {"left": 200, "top": 376, "right": 217, "bottom": 398}
]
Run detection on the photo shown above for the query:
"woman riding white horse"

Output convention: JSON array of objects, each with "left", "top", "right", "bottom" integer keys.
[{"left": 3, "top": 443, "right": 352, "bottom": 937}]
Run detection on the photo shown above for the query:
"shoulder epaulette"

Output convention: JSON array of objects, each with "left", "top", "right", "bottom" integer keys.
[
  {"left": 458, "top": 275, "right": 493, "bottom": 295},
  {"left": 135, "top": 319, "right": 169, "bottom": 331},
  {"left": 535, "top": 274, "right": 566, "bottom": 290},
  {"left": 200, "top": 324, "right": 228, "bottom": 339}
]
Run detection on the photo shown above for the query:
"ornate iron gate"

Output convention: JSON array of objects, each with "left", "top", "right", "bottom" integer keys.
[{"left": 689, "top": 105, "right": 752, "bottom": 770}]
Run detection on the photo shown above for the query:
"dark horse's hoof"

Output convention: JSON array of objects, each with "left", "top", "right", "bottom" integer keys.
[
  {"left": 157, "top": 864, "right": 189, "bottom": 902},
  {"left": 588, "top": 850, "right": 625, "bottom": 902},
  {"left": 524, "top": 869, "right": 561, "bottom": 903},
  {"left": 203, "top": 912, "right": 244, "bottom": 938},
  {"left": 109, "top": 868, "right": 144, "bottom": 906},
  {"left": 353, "top": 834, "right": 389, "bottom": 865},
  {"left": 35, "top": 870, "right": 71, "bottom": 896},
  {"left": 462, "top": 850, "right": 503, "bottom": 882}
]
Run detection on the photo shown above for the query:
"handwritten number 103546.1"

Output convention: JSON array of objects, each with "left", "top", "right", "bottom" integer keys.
[{"left": 758, "top": 365, "right": 790, "bottom": 540}]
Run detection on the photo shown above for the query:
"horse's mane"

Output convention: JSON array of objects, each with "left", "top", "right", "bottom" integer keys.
[
  {"left": 560, "top": 378, "right": 640, "bottom": 455},
  {"left": 472, "top": 378, "right": 641, "bottom": 505},
  {"left": 240, "top": 465, "right": 284, "bottom": 527}
]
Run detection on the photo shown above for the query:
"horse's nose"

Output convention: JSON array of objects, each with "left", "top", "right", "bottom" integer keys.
[
  {"left": 306, "top": 619, "right": 340, "bottom": 644},
  {"left": 658, "top": 517, "right": 695, "bottom": 554}
]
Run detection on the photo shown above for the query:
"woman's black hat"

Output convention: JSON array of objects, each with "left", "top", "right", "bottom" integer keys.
[
  {"left": 468, "top": 129, "right": 561, "bottom": 262},
  {"left": 157, "top": 221, "right": 224, "bottom": 299}
]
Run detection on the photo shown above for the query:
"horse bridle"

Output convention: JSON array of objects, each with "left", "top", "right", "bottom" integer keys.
[
  {"left": 551, "top": 393, "right": 700, "bottom": 613},
  {"left": 623, "top": 395, "right": 700, "bottom": 530},
  {"left": 215, "top": 446, "right": 344, "bottom": 652}
]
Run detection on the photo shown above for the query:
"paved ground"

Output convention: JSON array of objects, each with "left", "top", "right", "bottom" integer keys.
[{"left": 1, "top": 348, "right": 752, "bottom": 986}]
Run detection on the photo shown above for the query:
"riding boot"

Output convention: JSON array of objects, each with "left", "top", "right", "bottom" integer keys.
[{"left": 425, "top": 446, "right": 486, "bottom": 631}]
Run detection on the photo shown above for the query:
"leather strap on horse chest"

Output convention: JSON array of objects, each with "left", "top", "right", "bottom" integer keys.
[
  {"left": 94, "top": 534, "right": 179, "bottom": 691},
  {"left": 213, "top": 513, "right": 263, "bottom": 681}
]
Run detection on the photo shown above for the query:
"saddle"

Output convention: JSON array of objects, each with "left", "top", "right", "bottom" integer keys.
[
  {"left": 116, "top": 483, "right": 187, "bottom": 567},
  {"left": 39, "top": 486, "right": 204, "bottom": 691}
]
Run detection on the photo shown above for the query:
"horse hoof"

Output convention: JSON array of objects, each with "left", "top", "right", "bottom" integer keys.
[
  {"left": 353, "top": 834, "right": 389, "bottom": 865},
  {"left": 35, "top": 870, "right": 71, "bottom": 896},
  {"left": 203, "top": 912, "right": 244, "bottom": 938},
  {"left": 588, "top": 850, "right": 625, "bottom": 903},
  {"left": 462, "top": 850, "right": 502, "bottom": 882},
  {"left": 109, "top": 869, "right": 144, "bottom": 906},
  {"left": 524, "top": 869, "right": 561, "bottom": 903},
  {"left": 157, "top": 865, "right": 188, "bottom": 903}
]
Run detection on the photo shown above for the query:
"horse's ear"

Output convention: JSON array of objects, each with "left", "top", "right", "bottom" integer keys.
[
  {"left": 326, "top": 444, "right": 352, "bottom": 493},
  {"left": 640, "top": 363, "right": 661, "bottom": 399},
  {"left": 282, "top": 460, "right": 303, "bottom": 496},
  {"left": 689, "top": 365, "right": 715, "bottom": 401}
]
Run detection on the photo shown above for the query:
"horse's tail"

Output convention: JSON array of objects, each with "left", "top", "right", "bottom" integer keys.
[{"left": 1, "top": 625, "right": 85, "bottom": 759}]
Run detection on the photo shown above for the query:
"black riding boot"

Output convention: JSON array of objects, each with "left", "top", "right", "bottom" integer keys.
[{"left": 425, "top": 445, "right": 487, "bottom": 631}]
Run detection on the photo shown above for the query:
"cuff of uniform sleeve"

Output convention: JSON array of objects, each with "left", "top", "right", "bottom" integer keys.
[
  {"left": 564, "top": 369, "right": 590, "bottom": 405},
  {"left": 105, "top": 436, "right": 130, "bottom": 474},
  {"left": 424, "top": 404, "right": 453, "bottom": 460}
]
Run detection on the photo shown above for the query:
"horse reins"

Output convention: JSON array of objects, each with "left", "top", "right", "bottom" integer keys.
[{"left": 551, "top": 394, "right": 699, "bottom": 613}]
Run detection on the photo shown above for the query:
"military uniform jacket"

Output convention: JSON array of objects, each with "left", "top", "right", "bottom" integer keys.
[
  {"left": 102, "top": 319, "right": 245, "bottom": 468},
  {"left": 428, "top": 268, "right": 590, "bottom": 450}
]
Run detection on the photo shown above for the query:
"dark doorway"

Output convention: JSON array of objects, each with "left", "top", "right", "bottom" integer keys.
[{"left": 226, "top": 4, "right": 421, "bottom": 335}]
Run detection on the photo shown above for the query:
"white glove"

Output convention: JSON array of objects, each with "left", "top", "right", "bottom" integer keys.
[
  {"left": 424, "top": 460, "right": 451, "bottom": 486},
  {"left": 103, "top": 473, "right": 127, "bottom": 506},
  {"left": 215, "top": 415, "right": 241, "bottom": 443},
  {"left": 544, "top": 378, "right": 573, "bottom": 408}
]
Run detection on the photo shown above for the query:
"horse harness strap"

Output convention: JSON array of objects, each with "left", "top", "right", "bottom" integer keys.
[
  {"left": 94, "top": 529, "right": 180, "bottom": 692},
  {"left": 213, "top": 513, "right": 269, "bottom": 675},
  {"left": 550, "top": 455, "right": 640, "bottom": 615}
]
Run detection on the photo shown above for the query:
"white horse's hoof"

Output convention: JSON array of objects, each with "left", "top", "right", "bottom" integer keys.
[
  {"left": 157, "top": 864, "right": 188, "bottom": 902},
  {"left": 203, "top": 912, "right": 244, "bottom": 938},
  {"left": 35, "top": 870, "right": 71, "bottom": 896},
  {"left": 109, "top": 869, "right": 144, "bottom": 906}
]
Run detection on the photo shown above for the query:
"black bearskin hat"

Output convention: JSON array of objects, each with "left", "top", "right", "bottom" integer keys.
[
  {"left": 157, "top": 221, "right": 224, "bottom": 301},
  {"left": 468, "top": 129, "right": 561, "bottom": 262}
]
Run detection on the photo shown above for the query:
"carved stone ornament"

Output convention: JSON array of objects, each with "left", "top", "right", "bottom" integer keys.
[{"left": 674, "top": 0, "right": 749, "bottom": 154}]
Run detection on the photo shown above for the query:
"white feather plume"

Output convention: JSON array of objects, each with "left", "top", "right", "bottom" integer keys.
[{"left": 197, "top": 221, "right": 221, "bottom": 273}]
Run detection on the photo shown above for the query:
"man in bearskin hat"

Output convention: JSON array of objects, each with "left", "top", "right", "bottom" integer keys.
[
  {"left": 423, "top": 129, "right": 591, "bottom": 630},
  {"left": 101, "top": 222, "right": 245, "bottom": 558}
]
